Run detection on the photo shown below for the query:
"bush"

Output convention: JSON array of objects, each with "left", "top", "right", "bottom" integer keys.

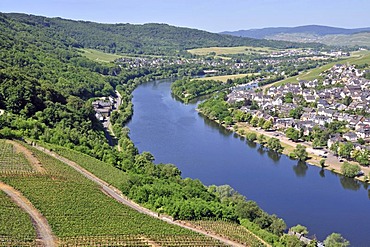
[
  {"left": 246, "top": 132, "right": 257, "bottom": 142},
  {"left": 341, "top": 162, "right": 361, "bottom": 178}
]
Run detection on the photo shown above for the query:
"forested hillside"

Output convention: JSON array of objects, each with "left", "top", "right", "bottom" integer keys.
[
  {"left": 0, "top": 12, "right": 301, "bottom": 245},
  {"left": 4, "top": 13, "right": 323, "bottom": 56},
  {"left": 0, "top": 12, "right": 126, "bottom": 161}
]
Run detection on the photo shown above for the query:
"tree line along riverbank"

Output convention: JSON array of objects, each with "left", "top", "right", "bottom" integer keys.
[{"left": 195, "top": 93, "right": 370, "bottom": 184}]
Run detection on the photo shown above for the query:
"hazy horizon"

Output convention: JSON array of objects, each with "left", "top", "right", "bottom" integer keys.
[{"left": 1, "top": 0, "right": 370, "bottom": 33}]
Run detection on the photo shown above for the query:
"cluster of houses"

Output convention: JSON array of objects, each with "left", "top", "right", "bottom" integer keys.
[
  {"left": 114, "top": 48, "right": 345, "bottom": 76},
  {"left": 227, "top": 64, "right": 370, "bottom": 149},
  {"left": 92, "top": 97, "right": 115, "bottom": 122}
]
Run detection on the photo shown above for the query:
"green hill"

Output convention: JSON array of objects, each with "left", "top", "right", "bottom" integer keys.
[{"left": 3, "top": 12, "right": 323, "bottom": 56}]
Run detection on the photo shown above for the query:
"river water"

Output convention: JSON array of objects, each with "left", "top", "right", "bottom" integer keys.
[{"left": 127, "top": 79, "right": 370, "bottom": 246}]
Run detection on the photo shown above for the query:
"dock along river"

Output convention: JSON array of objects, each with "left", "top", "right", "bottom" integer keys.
[{"left": 127, "top": 79, "right": 370, "bottom": 246}]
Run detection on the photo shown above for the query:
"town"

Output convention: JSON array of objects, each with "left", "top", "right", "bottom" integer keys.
[{"left": 227, "top": 63, "right": 370, "bottom": 171}]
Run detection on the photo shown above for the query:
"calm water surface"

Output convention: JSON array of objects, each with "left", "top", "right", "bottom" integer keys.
[{"left": 127, "top": 79, "right": 370, "bottom": 246}]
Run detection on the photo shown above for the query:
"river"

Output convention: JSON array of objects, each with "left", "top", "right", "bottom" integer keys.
[{"left": 127, "top": 79, "right": 370, "bottom": 246}]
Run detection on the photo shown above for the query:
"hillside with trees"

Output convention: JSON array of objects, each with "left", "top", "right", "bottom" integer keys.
[{"left": 3, "top": 13, "right": 323, "bottom": 56}]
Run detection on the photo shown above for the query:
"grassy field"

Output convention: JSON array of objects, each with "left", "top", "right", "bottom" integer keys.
[
  {"left": 265, "top": 50, "right": 370, "bottom": 88},
  {"left": 188, "top": 46, "right": 277, "bottom": 56},
  {"left": 0, "top": 140, "right": 228, "bottom": 246},
  {"left": 79, "top": 48, "right": 123, "bottom": 62},
  {"left": 199, "top": 73, "right": 257, "bottom": 83}
]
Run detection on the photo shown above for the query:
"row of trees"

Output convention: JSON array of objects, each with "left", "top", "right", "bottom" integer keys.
[{"left": 330, "top": 141, "right": 370, "bottom": 166}]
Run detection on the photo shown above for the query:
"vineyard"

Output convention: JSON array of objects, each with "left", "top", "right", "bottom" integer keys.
[
  {"left": 0, "top": 140, "right": 35, "bottom": 174},
  {"left": 39, "top": 142, "right": 128, "bottom": 189},
  {"left": 187, "top": 220, "right": 268, "bottom": 247},
  {"left": 59, "top": 234, "right": 228, "bottom": 247},
  {"left": 0, "top": 190, "right": 36, "bottom": 246},
  {"left": 0, "top": 140, "right": 232, "bottom": 246}
]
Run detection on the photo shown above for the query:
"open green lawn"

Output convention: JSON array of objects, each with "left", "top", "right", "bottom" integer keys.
[
  {"left": 199, "top": 73, "right": 258, "bottom": 83},
  {"left": 79, "top": 48, "right": 123, "bottom": 62},
  {"left": 265, "top": 50, "right": 370, "bottom": 88},
  {"left": 187, "top": 46, "right": 278, "bottom": 56}
]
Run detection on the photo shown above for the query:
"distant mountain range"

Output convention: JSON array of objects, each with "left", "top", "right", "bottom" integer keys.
[
  {"left": 221, "top": 25, "right": 370, "bottom": 47},
  {"left": 221, "top": 25, "right": 370, "bottom": 39}
]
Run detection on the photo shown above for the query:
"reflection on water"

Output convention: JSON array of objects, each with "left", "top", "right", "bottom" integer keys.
[
  {"left": 267, "top": 150, "right": 281, "bottom": 164},
  {"left": 319, "top": 169, "right": 325, "bottom": 178},
  {"left": 257, "top": 146, "right": 266, "bottom": 156},
  {"left": 200, "top": 114, "right": 233, "bottom": 136},
  {"left": 246, "top": 140, "right": 257, "bottom": 149},
  {"left": 293, "top": 160, "right": 308, "bottom": 177},
  {"left": 340, "top": 176, "right": 361, "bottom": 191}
]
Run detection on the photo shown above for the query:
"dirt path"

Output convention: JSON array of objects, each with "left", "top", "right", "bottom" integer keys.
[
  {"left": 6, "top": 140, "right": 45, "bottom": 173},
  {"left": 33, "top": 144, "right": 249, "bottom": 247},
  {"left": 0, "top": 181, "right": 57, "bottom": 247}
]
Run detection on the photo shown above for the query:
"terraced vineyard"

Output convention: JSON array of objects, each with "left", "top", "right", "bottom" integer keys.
[
  {"left": 188, "top": 220, "right": 269, "bottom": 247},
  {"left": 59, "top": 234, "right": 227, "bottom": 246},
  {"left": 0, "top": 140, "right": 229, "bottom": 246},
  {"left": 0, "top": 190, "right": 36, "bottom": 246},
  {"left": 0, "top": 140, "right": 35, "bottom": 174}
]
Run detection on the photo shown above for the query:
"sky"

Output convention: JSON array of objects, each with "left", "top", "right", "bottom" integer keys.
[{"left": 1, "top": 0, "right": 370, "bottom": 32}]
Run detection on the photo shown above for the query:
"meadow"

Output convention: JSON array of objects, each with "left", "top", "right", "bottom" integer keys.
[
  {"left": 79, "top": 48, "right": 123, "bottom": 62},
  {"left": 187, "top": 46, "right": 277, "bottom": 56}
]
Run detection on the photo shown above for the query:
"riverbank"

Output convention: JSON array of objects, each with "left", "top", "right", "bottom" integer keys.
[
  {"left": 231, "top": 122, "right": 370, "bottom": 184},
  {"left": 196, "top": 108, "right": 369, "bottom": 184}
]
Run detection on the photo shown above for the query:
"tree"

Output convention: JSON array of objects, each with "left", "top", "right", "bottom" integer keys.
[
  {"left": 286, "top": 127, "right": 300, "bottom": 142},
  {"left": 257, "top": 134, "right": 266, "bottom": 144},
  {"left": 307, "top": 239, "right": 318, "bottom": 247},
  {"left": 289, "top": 106, "right": 303, "bottom": 119},
  {"left": 320, "top": 159, "right": 326, "bottom": 167},
  {"left": 352, "top": 149, "right": 370, "bottom": 166},
  {"left": 224, "top": 116, "right": 233, "bottom": 125},
  {"left": 290, "top": 224, "right": 308, "bottom": 237},
  {"left": 324, "top": 233, "right": 350, "bottom": 247},
  {"left": 262, "top": 120, "right": 273, "bottom": 130},
  {"left": 338, "top": 142, "right": 354, "bottom": 159},
  {"left": 268, "top": 215, "right": 286, "bottom": 236},
  {"left": 283, "top": 92, "right": 294, "bottom": 103},
  {"left": 342, "top": 96, "right": 353, "bottom": 107},
  {"left": 280, "top": 234, "right": 305, "bottom": 247},
  {"left": 330, "top": 141, "right": 339, "bottom": 156},
  {"left": 357, "top": 137, "right": 365, "bottom": 145},
  {"left": 258, "top": 118, "right": 266, "bottom": 128},
  {"left": 250, "top": 116, "right": 259, "bottom": 127},
  {"left": 246, "top": 132, "right": 257, "bottom": 142},
  {"left": 292, "top": 144, "right": 308, "bottom": 161},
  {"left": 341, "top": 162, "right": 361, "bottom": 178},
  {"left": 267, "top": 137, "right": 284, "bottom": 152}
]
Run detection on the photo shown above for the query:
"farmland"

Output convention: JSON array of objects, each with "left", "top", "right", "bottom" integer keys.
[
  {"left": 188, "top": 220, "right": 269, "bottom": 247},
  {"left": 201, "top": 73, "right": 258, "bottom": 83},
  {"left": 0, "top": 140, "right": 35, "bottom": 174},
  {"left": 79, "top": 48, "right": 123, "bottom": 63},
  {"left": 187, "top": 46, "right": 277, "bottom": 56},
  {"left": 0, "top": 190, "right": 36, "bottom": 246},
  {"left": 0, "top": 140, "right": 230, "bottom": 246}
]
